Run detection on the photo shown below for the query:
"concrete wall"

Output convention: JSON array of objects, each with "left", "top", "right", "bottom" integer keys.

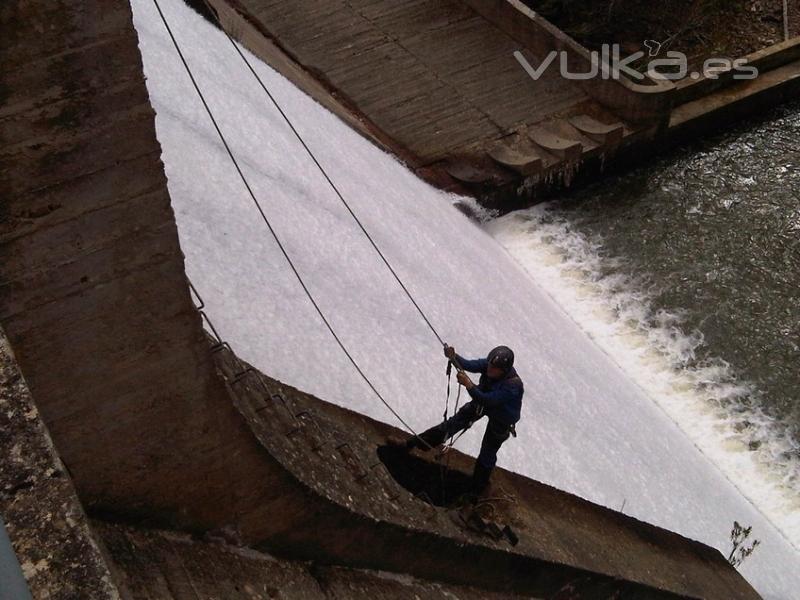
[
  {"left": 674, "top": 37, "right": 800, "bottom": 104},
  {"left": 95, "top": 520, "right": 534, "bottom": 600},
  {"left": 0, "top": 0, "right": 280, "bottom": 530}
]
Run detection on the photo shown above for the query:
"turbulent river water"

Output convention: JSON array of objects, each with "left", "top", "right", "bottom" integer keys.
[{"left": 490, "top": 100, "right": 800, "bottom": 538}]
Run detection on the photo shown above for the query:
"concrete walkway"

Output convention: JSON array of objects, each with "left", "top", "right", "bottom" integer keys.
[
  {"left": 211, "top": 0, "right": 800, "bottom": 204},
  {"left": 229, "top": 0, "right": 588, "bottom": 161}
]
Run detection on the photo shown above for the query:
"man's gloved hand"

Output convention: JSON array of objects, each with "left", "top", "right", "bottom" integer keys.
[
  {"left": 456, "top": 370, "right": 474, "bottom": 390},
  {"left": 443, "top": 344, "right": 456, "bottom": 359}
]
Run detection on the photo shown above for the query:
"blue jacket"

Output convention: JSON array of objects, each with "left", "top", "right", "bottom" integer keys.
[{"left": 456, "top": 354, "right": 523, "bottom": 426}]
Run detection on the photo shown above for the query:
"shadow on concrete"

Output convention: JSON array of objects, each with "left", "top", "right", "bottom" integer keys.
[
  {"left": 376, "top": 445, "right": 473, "bottom": 507},
  {"left": 183, "top": 0, "right": 219, "bottom": 25}
]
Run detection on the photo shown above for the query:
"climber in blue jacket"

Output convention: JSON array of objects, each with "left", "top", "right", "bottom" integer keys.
[{"left": 404, "top": 344, "right": 523, "bottom": 494}]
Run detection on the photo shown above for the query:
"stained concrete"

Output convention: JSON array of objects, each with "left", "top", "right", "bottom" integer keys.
[
  {"left": 211, "top": 346, "right": 761, "bottom": 600},
  {"left": 96, "top": 520, "right": 535, "bottom": 600},
  {"left": 0, "top": 0, "right": 282, "bottom": 533},
  {"left": 0, "top": 329, "right": 120, "bottom": 600}
]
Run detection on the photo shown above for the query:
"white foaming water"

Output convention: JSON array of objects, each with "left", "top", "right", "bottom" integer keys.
[{"left": 487, "top": 204, "right": 800, "bottom": 547}]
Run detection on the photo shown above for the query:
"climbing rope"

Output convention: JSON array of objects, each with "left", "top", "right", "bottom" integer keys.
[
  {"left": 784, "top": 0, "right": 791, "bottom": 41},
  {"left": 200, "top": 5, "right": 479, "bottom": 461},
  {"left": 150, "top": 0, "right": 436, "bottom": 442},
  {"left": 201, "top": 0, "right": 446, "bottom": 348},
  {"left": 442, "top": 361, "right": 464, "bottom": 453},
  {"left": 438, "top": 360, "right": 465, "bottom": 502}
]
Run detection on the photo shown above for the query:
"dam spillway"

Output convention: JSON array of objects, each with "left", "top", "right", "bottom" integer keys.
[{"left": 1, "top": 0, "right": 798, "bottom": 597}]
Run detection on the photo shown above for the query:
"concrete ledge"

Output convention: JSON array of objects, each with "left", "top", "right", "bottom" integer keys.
[
  {"left": 95, "top": 520, "right": 537, "bottom": 599},
  {"left": 202, "top": 347, "right": 760, "bottom": 600},
  {"left": 669, "top": 59, "right": 800, "bottom": 139},
  {"left": 674, "top": 37, "right": 800, "bottom": 105}
]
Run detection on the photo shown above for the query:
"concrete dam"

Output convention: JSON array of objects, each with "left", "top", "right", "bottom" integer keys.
[
  {"left": 3, "top": 0, "right": 798, "bottom": 597},
  {"left": 203, "top": 0, "right": 800, "bottom": 207}
]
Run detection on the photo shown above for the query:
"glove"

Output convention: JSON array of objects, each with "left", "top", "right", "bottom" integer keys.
[
  {"left": 443, "top": 344, "right": 456, "bottom": 359},
  {"left": 456, "top": 370, "right": 474, "bottom": 389}
]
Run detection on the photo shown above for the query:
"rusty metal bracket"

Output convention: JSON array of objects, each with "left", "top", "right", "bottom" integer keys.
[
  {"left": 335, "top": 442, "right": 367, "bottom": 480},
  {"left": 231, "top": 366, "right": 254, "bottom": 384},
  {"left": 295, "top": 411, "right": 325, "bottom": 451}
]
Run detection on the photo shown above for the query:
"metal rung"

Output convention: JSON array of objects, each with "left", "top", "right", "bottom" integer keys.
[
  {"left": 295, "top": 412, "right": 324, "bottom": 451},
  {"left": 335, "top": 442, "right": 366, "bottom": 480},
  {"left": 294, "top": 410, "right": 322, "bottom": 429},
  {"left": 267, "top": 394, "right": 302, "bottom": 435},
  {"left": 234, "top": 375, "right": 271, "bottom": 414},
  {"left": 189, "top": 281, "right": 206, "bottom": 310},
  {"left": 210, "top": 342, "right": 232, "bottom": 354},
  {"left": 272, "top": 394, "right": 296, "bottom": 417},
  {"left": 231, "top": 366, "right": 254, "bottom": 384}
]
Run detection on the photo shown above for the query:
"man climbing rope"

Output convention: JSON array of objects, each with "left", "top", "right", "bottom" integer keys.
[{"left": 398, "top": 344, "right": 524, "bottom": 495}]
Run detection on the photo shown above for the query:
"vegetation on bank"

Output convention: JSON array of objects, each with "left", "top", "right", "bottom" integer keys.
[{"left": 526, "top": 0, "right": 793, "bottom": 69}]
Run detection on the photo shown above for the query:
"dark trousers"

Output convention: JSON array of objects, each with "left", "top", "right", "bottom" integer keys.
[{"left": 414, "top": 401, "right": 511, "bottom": 491}]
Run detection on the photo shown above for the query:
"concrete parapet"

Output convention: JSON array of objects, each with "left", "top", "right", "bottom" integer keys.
[{"left": 674, "top": 37, "right": 800, "bottom": 105}]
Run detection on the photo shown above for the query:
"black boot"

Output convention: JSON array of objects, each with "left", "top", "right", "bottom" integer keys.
[
  {"left": 385, "top": 435, "right": 412, "bottom": 452},
  {"left": 406, "top": 433, "right": 434, "bottom": 452},
  {"left": 406, "top": 424, "right": 450, "bottom": 452},
  {"left": 386, "top": 433, "right": 436, "bottom": 451},
  {"left": 471, "top": 461, "right": 493, "bottom": 494}
]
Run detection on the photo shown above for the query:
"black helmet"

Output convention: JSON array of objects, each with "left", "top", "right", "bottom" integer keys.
[{"left": 487, "top": 346, "right": 514, "bottom": 371}]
